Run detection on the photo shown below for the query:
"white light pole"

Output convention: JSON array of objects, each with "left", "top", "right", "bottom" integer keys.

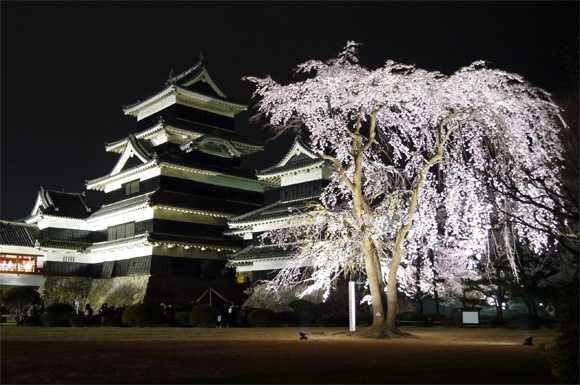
[{"left": 349, "top": 281, "right": 356, "bottom": 332}]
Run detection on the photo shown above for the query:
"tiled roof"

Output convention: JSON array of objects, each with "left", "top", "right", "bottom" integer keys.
[
  {"left": 150, "top": 190, "right": 262, "bottom": 217},
  {"left": 41, "top": 240, "right": 90, "bottom": 251},
  {"left": 167, "top": 118, "right": 262, "bottom": 148},
  {"left": 86, "top": 235, "right": 149, "bottom": 252},
  {"left": 159, "top": 153, "right": 259, "bottom": 180},
  {"left": 227, "top": 244, "right": 296, "bottom": 266},
  {"left": 0, "top": 220, "right": 40, "bottom": 247},
  {"left": 87, "top": 232, "right": 239, "bottom": 253},
  {"left": 106, "top": 118, "right": 263, "bottom": 153},
  {"left": 257, "top": 158, "right": 326, "bottom": 178},
  {"left": 36, "top": 188, "right": 93, "bottom": 219},
  {"left": 88, "top": 194, "right": 150, "bottom": 219},
  {"left": 89, "top": 190, "right": 262, "bottom": 220},
  {"left": 259, "top": 136, "right": 320, "bottom": 172},
  {"left": 228, "top": 198, "right": 316, "bottom": 226},
  {"left": 148, "top": 233, "right": 240, "bottom": 251}
]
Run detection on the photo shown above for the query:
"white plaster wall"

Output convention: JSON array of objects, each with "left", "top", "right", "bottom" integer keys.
[
  {"left": 280, "top": 166, "right": 332, "bottom": 187},
  {"left": 33, "top": 216, "right": 90, "bottom": 231},
  {"left": 103, "top": 167, "right": 161, "bottom": 193},
  {"left": 0, "top": 273, "right": 44, "bottom": 288},
  {"left": 89, "top": 245, "right": 154, "bottom": 263},
  {"left": 87, "top": 206, "right": 155, "bottom": 231}
]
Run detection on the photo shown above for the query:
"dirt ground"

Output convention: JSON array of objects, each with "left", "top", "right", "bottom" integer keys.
[{"left": 1, "top": 326, "right": 556, "bottom": 384}]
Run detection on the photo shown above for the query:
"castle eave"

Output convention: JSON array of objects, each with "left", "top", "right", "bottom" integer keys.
[{"left": 86, "top": 160, "right": 158, "bottom": 191}]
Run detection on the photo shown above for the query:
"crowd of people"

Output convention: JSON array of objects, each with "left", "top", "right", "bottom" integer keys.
[{"left": 75, "top": 300, "right": 246, "bottom": 327}]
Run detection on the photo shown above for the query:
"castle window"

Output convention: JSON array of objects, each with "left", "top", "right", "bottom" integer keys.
[
  {"left": 107, "top": 222, "right": 135, "bottom": 241},
  {"left": 0, "top": 254, "right": 43, "bottom": 274},
  {"left": 122, "top": 180, "right": 140, "bottom": 196}
]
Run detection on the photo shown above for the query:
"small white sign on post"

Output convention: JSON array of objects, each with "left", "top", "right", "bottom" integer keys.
[{"left": 349, "top": 281, "right": 356, "bottom": 332}]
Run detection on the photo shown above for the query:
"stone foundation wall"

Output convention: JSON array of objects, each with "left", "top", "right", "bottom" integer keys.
[
  {"left": 39, "top": 276, "right": 92, "bottom": 306},
  {"left": 39, "top": 275, "right": 244, "bottom": 310},
  {"left": 40, "top": 275, "right": 150, "bottom": 309},
  {"left": 87, "top": 275, "right": 149, "bottom": 308}
]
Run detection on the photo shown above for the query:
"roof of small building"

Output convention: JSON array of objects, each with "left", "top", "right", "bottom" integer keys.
[
  {"left": 30, "top": 188, "right": 93, "bottom": 219},
  {"left": 0, "top": 220, "right": 40, "bottom": 247}
]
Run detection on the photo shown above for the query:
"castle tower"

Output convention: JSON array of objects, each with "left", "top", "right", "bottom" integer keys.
[{"left": 39, "top": 57, "right": 273, "bottom": 307}]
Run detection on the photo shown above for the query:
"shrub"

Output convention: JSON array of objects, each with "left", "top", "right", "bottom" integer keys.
[
  {"left": 41, "top": 312, "right": 65, "bottom": 327},
  {"left": 69, "top": 314, "right": 86, "bottom": 327},
  {"left": 22, "top": 315, "right": 43, "bottom": 326},
  {"left": 440, "top": 313, "right": 461, "bottom": 328},
  {"left": 246, "top": 308, "right": 279, "bottom": 327},
  {"left": 122, "top": 304, "right": 160, "bottom": 327},
  {"left": 316, "top": 315, "right": 348, "bottom": 327},
  {"left": 288, "top": 300, "right": 317, "bottom": 326},
  {"left": 1, "top": 287, "right": 41, "bottom": 325},
  {"left": 174, "top": 311, "right": 192, "bottom": 327},
  {"left": 189, "top": 304, "right": 215, "bottom": 327},
  {"left": 42, "top": 303, "right": 75, "bottom": 327}
]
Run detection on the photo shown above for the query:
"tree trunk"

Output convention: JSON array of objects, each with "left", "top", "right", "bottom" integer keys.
[
  {"left": 385, "top": 248, "right": 403, "bottom": 334},
  {"left": 361, "top": 237, "right": 389, "bottom": 338}
]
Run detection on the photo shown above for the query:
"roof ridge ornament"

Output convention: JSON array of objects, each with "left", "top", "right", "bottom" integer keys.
[{"left": 165, "top": 53, "right": 205, "bottom": 86}]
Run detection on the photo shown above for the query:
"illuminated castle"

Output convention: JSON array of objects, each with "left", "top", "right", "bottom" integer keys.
[{"left": 1, "top": 57, "right": 275, "bottom": 307}]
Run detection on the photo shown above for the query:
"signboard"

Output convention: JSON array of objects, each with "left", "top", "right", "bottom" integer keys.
[{"left": 461, "top": 308, "right": 481, "bottom": 327}]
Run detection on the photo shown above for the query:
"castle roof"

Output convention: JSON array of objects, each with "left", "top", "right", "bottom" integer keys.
[
  {"left": 122, "top": 56, "right": 246, "bottom": 119},
  {"left": 226, "top": 244, "right": 296, "bottom": 267},
  {"left": 227, "top": 198, "right": 316, "bottom": 228},
  {"left": 29, "top": 187, "right": 93, "bottom": 219},
  {"left": 105, "top": 118, "right": 263, "bottom": 154},
  {"left": 88, "top": 190, "right": 261, "bottom": 221},
  {"left": 257, "top": 136, "right": 329, "bottom": 183},
  {"left": 0, "top": 220, "right": 40, "bottom": 247}
]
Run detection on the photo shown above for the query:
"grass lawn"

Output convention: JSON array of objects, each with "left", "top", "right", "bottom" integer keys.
[{"left": 1, "top": 325, "right": 556, "bottom": 384}]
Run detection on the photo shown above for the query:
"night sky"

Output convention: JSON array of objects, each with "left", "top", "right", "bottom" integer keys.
[{"left": 1, "top": 1, "right": 578, "bottom": 221}]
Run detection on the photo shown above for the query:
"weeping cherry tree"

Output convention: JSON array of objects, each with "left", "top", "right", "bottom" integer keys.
[{"left": 246, "top": 42, "right": 565, "bottom": 337}]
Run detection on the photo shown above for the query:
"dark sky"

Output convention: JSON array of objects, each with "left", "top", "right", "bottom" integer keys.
[{"left": 1, "top": 1, "right": 578, "bottom": 221}]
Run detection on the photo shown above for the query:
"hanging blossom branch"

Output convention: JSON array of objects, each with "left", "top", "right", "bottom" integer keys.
[{"left": 245, "top": 42, "right": 566, "bottom": 336}]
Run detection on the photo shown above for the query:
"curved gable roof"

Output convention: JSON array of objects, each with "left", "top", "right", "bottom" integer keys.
[{"left": 29, "top": 187, "right": 92, "bottom": 219}]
